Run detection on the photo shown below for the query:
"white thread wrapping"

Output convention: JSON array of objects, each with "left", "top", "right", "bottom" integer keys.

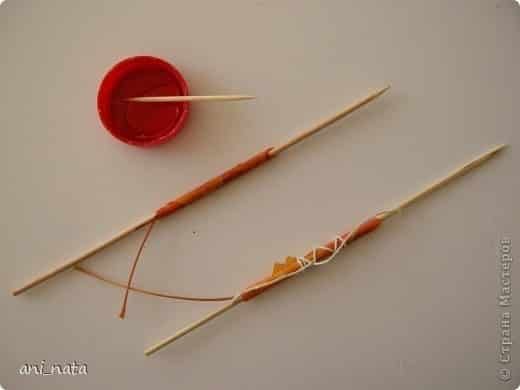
[{"left": 236, "top": 219, "right": 367, "bottom": 300}]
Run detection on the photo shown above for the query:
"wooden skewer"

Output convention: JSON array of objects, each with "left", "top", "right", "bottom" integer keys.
[
  {"left": 12, "top": 86, "right": 390, "bottom": 296},
  {"left": 12, "top": 217, "right": 154, "bottom": 296},
  {"left": 79, "top": 144, "right": 506, "bottom": 305},
  {"left": 127, "top": 95, "right": 255, "bottom": 103},
  {"left": 144, "top": 298, "right": 242, "bottom": 356},
  {"left": 379, "top": 144, "right": 507, "bottom": 220},
  {"left": 269, "top": 85, "right": 390, "bottom": 156},
  {"left": 144, "top": 144, "right": 506, "bottom": 355}
]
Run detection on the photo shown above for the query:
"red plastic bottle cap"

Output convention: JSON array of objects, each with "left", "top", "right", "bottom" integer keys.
[{"left": 97, "top": 56, "right": 190, "bottom": 147}]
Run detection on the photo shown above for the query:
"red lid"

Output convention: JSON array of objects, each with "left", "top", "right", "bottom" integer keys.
[{"left": 97, "top": 56, "right": 190, "bottom": 147}]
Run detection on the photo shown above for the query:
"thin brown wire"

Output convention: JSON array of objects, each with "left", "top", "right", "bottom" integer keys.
[
  {"left": 75, "top": 265, "right": 234, "bottom": 302},
  {"left": 119, "top": 220, "right": 157, "bottom": 318}
]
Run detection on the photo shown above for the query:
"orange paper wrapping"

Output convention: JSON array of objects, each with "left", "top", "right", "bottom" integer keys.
[
  {"left": 240, "top": 215, "right": 382, "bottom": 301},
  {"left": 155, "top": 147, "right": 274, "bottom": 219}
]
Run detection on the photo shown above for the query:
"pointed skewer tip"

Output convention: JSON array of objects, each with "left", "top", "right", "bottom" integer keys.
[
  {"left": 478, "top": 144, "right": 507, "bottom": 162},
  {"left": 490, "top": 144, "right": 507, "bottom": 154},
  {"left": 366, "top": 85, "right": 390, "bottom": 101},
  {"left": 375, "top": 84, "right": 391, "bottom": 96}
]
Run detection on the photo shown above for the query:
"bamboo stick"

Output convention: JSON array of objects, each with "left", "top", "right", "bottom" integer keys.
[
  {"left": 269, "top": 85, "right": 390, "bottom": 156},
  {"left": 380, "top": 144, "right": 506, "bottom": 219},
  {"left": 144, "top": 144, "right": 506, "bottom": 354},
  {"left": 12, "top": 86, "right": 389, "bottom": 296},
  {"left": 144, "top": 298, "right": 242, "bottom": 356},
  {"left": 12, "top": 216, "right": 154, "bottom": 296}
]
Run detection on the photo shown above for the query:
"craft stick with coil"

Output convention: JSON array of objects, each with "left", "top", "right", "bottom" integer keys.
[
  {"left": 12, "top": 86, "right": 390, "bottom": 300},
  {"left": 144, "top": 144, "right": 505, "bottom": 356}
]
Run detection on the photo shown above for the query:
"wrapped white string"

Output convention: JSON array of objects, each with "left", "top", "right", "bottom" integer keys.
[
  {"left": 297, "top": 234, "right": 347, "bottom": 268},
  {"left": 238, "top": 218, "right": 368, "bottom": 299}
]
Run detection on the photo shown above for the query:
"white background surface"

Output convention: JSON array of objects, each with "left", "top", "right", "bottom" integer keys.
[{"left": 1, "top": 1, "right": 519, "bottom": 389}]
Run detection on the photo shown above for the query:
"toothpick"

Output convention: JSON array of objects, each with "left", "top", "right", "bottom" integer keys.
[
  {"left": 127, "top": 95, "right": 255, "bottom": 103},
  {"left": 144, "top": 144, "right": 505, "bottom": 354},
  {"left": 12, "top": 86, "right": 389, "bottom": 296}
]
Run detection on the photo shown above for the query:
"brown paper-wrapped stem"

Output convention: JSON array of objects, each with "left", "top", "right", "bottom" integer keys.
[
  {"left": 240, "top": 215, "right": 383, "bottom": 301},
  {"left": 12, "top": 86, "right": 389, "bottom": 297},
  {"left": 155, "top": 148, "right": 274, "bottom": 219},
  {"left": 145, "top": 144, "right": 505, "bottom": 354},
  {"left": 144, "top": 216, "right": 385, "bottom": 354}
]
